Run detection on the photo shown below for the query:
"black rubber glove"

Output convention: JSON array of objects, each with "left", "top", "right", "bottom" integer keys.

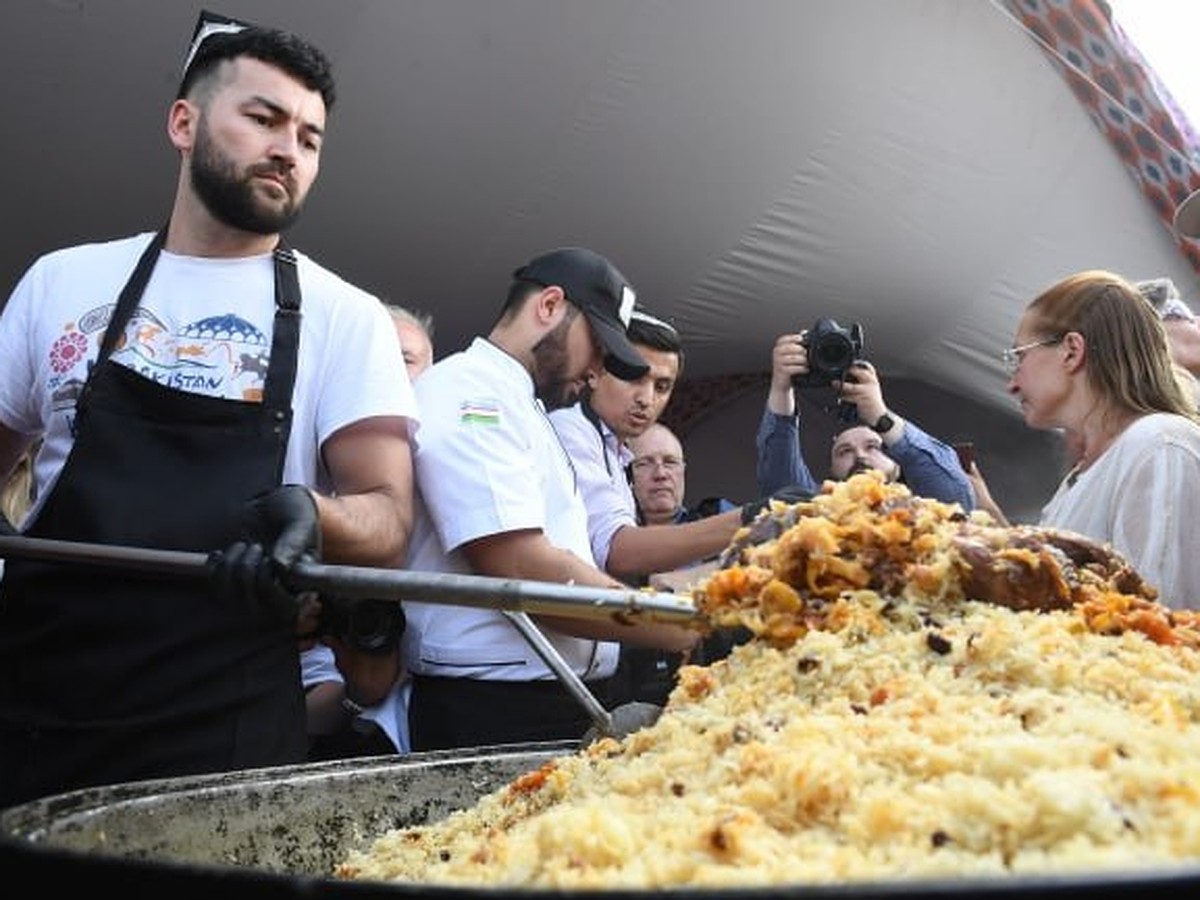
[
  {"left": 208, "top": 484, "right": 321, "bottom": 624},
  {"left": 740, "top": 483, "right": 812, "bottom": 525}
]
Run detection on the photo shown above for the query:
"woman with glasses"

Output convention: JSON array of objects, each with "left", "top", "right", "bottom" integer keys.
[{"left": 1007, "top": 269, "right": 1200, "bottom": 608}]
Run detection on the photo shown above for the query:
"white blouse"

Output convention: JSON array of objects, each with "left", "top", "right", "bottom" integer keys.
[{"left": 1040, "top": 413, "right": 1200, "bottom": 609}]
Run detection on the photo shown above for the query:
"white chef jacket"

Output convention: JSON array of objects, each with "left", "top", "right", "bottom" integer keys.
[
  {"left": 548, "top": 401, "right": 638, "bottom": 570},
  {"left": 402, "top": 338, "right": 619, "bottom": 681}
]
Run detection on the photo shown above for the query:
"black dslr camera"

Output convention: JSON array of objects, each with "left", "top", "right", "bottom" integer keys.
[
  {"left": 793, "top": 318, "right": 866, "bottom": 389},
  {"left": 318, "top": 597, "right": 406, "bottom": 655}
]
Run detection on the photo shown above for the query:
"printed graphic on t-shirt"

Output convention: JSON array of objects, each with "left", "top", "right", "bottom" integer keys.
[{"left": 46, "top": 303, "right": 270, "bottom": 413}]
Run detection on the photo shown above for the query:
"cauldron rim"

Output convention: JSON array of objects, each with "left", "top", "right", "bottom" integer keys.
[{"left": 3, "top": 741, "right": 1199, "bottom": 899}]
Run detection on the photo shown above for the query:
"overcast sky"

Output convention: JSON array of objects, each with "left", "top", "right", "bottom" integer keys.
[{"left": 1107, "top": 0, "right": 1200, "bottom": 132}]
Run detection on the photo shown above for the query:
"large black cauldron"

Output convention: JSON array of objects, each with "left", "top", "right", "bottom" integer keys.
[{"left": 3, "top": 741, "right": 1199, "bottom": 899}]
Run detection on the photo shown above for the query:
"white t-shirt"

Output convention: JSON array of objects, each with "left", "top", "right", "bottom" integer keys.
[
  {"left": 0, "top": 232, "right": 418, "bottom": 517},
  {"left": 548, "top": 401, "right": 637, "bottom": 570},
  {"left": 1040, "top": 412, "right": 1200, "bottom": 608},
  {"left": 402, "top": 338, "right": 619, "bottom": 682}
]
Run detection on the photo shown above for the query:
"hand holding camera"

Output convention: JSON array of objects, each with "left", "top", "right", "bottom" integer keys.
[
  {"left": 832, "top": 359, "right": 888, "bottom": 428},
  {"left": 318, "top": 595, "right": 407, "bottom": 655},
  {"left": 785, "top": 318, "right": 868, "bottom": 424},
  {"left": 318, "top": 602, "right": 406, "bottom": 713},
  {"left": 792, "top": 318, "right": 866, "bottom": 389}
]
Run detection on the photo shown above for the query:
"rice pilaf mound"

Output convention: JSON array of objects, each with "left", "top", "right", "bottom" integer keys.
[{"left": 335, "top": 473, "right": 1200, "bottom": 889}]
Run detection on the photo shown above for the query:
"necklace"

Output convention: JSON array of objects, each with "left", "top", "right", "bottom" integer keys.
[{"left": 1065, "top": 412, "right": 1141, "bottom": 488}]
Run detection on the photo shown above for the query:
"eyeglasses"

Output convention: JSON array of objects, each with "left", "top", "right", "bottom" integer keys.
[
  {"left": 630, "top": 455, "right": 685, "bottom": 474},
  {"left": 1001, "top": 337, "right": 1061, "bottom": 375}
]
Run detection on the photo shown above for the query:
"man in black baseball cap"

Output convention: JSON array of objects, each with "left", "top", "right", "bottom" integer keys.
[
  {"left": 400, "top": 247, "right": 697, "bottom": 751},
  {"left": 514, "top": 247, "right": 650, "bottom": 381}
]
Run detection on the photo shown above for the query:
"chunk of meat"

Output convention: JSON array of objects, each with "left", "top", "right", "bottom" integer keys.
[{"left": 950, "top": 523, "right": 1156, "bottom": 611}]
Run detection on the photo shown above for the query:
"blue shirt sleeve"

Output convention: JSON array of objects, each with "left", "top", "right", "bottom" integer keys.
[
  {"left": 889, "top": 421, "right": 976, "bottom": 510},
  {"left": 755, "top": 408, "right": 819, "bottom": 497}
]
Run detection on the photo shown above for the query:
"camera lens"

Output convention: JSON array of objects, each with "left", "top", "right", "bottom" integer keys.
[
  {"left": 813, "top": 335, "right": 853, "bottom": 372},
  {"left": 794, "top": 318, "right": 865, "bottom": 389},
  {"left": 346, "top": 600, "right": 406, "bottom": 654}
]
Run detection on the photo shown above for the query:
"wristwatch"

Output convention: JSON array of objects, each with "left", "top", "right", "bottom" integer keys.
[
  {"left": 870, "top": 412, "right": 896, "bottom": 434},
  {"left": 341, "top": 695, "right": 367, "bottom": 717}
]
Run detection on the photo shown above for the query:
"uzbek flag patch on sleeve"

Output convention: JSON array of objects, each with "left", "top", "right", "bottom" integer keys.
[{"left": 460, "top": 399, "right": 500, "bottom": 426}]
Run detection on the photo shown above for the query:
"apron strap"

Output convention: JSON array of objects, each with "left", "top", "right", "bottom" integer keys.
[
  {"left": 97, "top": 229, "right": 168, "bottom": 364},
  {"left": 261, "top": 241, "right": 301, "bottom": 412}
]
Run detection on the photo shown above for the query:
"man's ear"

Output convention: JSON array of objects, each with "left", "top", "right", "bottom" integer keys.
[
  {"left": 533, "top": 285, "right": 567, "bottom": 326},
  {"left": 167, "top": 99, "right": 198, "bottom": 152}
]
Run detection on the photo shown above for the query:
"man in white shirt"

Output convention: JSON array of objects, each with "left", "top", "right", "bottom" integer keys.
[
  {"left": 549, "top": 312, "right": 775, "bottom": 584},
  {"left": 0, "top": 15, "right": 417, "bottom": 805},
  {"left": 550, "top": 312, "right": 807, "bottom": 707},
  {"left": 403, "top": 247, "right": 698, "bottom": 750}
]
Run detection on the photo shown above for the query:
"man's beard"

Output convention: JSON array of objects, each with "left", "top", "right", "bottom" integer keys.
[
  {"left": 190, "top": 116, "right": 304, "bottom": 235},
  {"left": 532, "top": 313, "right": 582, "bottom": 411},
  {"left": 846, "top": 460, "right": 898, "bottom": 481}
]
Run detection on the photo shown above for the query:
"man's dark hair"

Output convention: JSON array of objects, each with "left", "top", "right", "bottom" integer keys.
[
  {"left": 628, "top": 313, "right": 685, "bottom": 378},
  {"left": 500, "top": 279, "right": 543, "bottom": 319},
  {"left": 177, "top": 26, "right": 336, "bottom": 110}
]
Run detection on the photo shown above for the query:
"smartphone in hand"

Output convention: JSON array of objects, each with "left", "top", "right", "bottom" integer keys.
[{"left": 954, "top": 442, "right": 975, "bottom": 472}]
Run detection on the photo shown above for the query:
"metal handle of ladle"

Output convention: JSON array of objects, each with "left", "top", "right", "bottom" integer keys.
[{"left": 501, "top": 609, "right": 617, "bottom": 738}]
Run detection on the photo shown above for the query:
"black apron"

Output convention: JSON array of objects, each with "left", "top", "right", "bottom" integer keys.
[{"left": 0, "top": 231, "right": 308, "bottom": 806}]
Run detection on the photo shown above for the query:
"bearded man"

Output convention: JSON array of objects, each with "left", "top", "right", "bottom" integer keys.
[
  {"left": 0, "top": 14, "right": 418, "bottom": 805},
  {"left": 400, "top": 247, "right": 699, "bottom": 751},
  {"left": 757, "top": 331, "right": 974, "bottom": 508}
]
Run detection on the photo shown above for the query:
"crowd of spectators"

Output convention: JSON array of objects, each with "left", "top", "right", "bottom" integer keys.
[{"left": 0, "top": 12, "right": 1197, "bottom": 806}]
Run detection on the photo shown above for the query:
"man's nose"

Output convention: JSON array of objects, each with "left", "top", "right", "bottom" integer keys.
[{"left": 268, "top": 130, "right": 301, "bottom": 166}]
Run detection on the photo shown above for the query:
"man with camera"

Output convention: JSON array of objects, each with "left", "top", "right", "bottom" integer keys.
[
  {"left": 302, "top": 595, "right": 409, "bottom": 758},
  {"left": 757, "top": 325, "right": 975, "bottom": 509}
]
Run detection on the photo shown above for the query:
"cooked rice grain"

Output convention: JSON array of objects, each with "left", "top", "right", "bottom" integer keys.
[{"left": 337, "top": 476, "right": 1200, "bottom": 888}]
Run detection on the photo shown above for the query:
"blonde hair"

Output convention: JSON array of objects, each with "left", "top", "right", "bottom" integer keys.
[
  {"left": 1175, "top": 363, "right": 1200, "bottom": 408},
  {"left": 1026, "top": 270, "right": 1198, "bottom": 424}
]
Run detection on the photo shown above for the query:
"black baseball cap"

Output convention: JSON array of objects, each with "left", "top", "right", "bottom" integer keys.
[{"left": 514, "top": 247, "right": 650, "bottom": 381}]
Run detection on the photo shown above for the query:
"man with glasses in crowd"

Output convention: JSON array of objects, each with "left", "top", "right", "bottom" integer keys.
[{"left": 627, "top": 422, "right": 736, "bottom": 527}]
